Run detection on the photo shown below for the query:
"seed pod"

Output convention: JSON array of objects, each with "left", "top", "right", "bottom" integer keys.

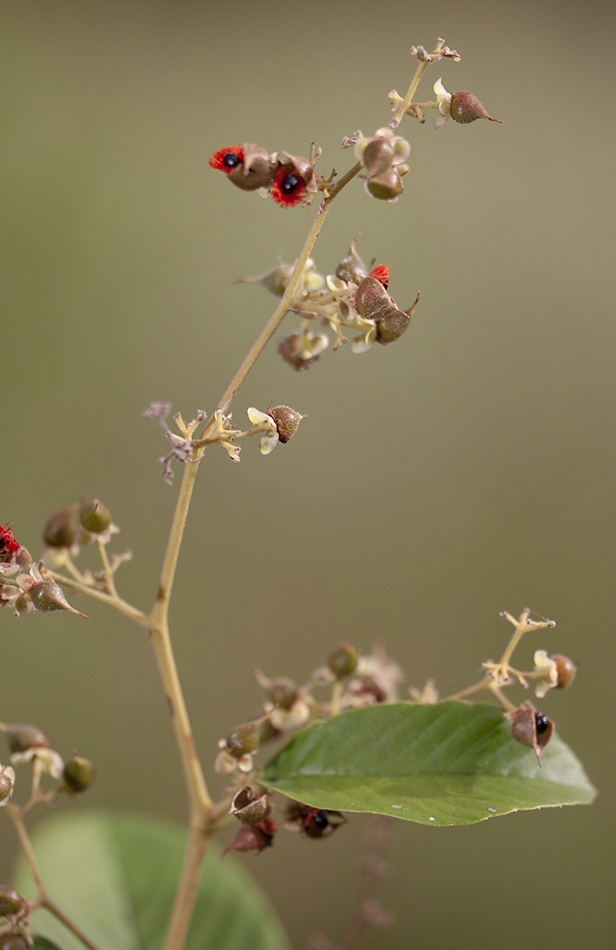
[
  {"left": 0, "top": 886, "right": 27, "bottom": 918},
  {"left": 507, "top": 702, "right": 554, "bottom": 765},
  {"left": 209, "top": 144, "right": 278, "bottom": 191},
  {"left": 335, "top": 241, "right": 368, "bottom": 285},
  {"left": 230, "top": 785, "right": 270, "bottom": 824},
  {"left": 450, "top": 91, "right": 502, "bottom": 124},
  {"left": 0, "top": 770, "right": 15, "bottom": 804},
  {"left": 364, "top": 168, "right": 404, "bottom": 201},
  {"left": 2, "top": 723, "right": 50, "bottom": 754},
  {"left": 0, "top": 934, "right": 29, "bottom": 949},
  {"left": 63, "top": 753, "right": 96, "bottom": 794},
  {"left": 221, "top": 817, "right": 277, "bottom": 857},
  {"left": 361, "top": 138, "right": 396, "bottom": 178},
  {"left": 551, "top": 654, "right": 577, "bottom": 689},
  {"left": 226, "top": 720, "right": 260, "bottom": 757},
  {"left": 79, "top": 499, "right": 112, "bottom": 534},
  {"left": 28, "top": 579, "right": 89, "bottom": 617},
  {"left": 268, "top": 406, "right": 305, "bottom": 443},
  {"left": 43, "top": 505, "right": 80, "bottom": 548},
  {"left": 328, "top": 644, "right": 359, "bottom": 679}
]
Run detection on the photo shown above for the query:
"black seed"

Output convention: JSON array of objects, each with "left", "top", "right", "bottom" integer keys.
[
  {"left": 281, "top": 173, "right": 300, "bottom": 194},
  {"left": 535, "top": 712, "right": 549, "bottom": 734},
  {"left": 223, "top": 153, "right": 241, "bottom": 169},
  {"left": 309, "top": 811, "right": 329, "bottom": 830}
]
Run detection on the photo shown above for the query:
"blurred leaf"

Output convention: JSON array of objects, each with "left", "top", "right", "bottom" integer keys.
[
  {"left": 13, "top": 811, "right": 290, "bottom": 950},
  {"left": 263, "top": 701, "right": 597, "bottom": 826},
  {"left": 32, "top": 939, "right": 64, "bottom": 950}
]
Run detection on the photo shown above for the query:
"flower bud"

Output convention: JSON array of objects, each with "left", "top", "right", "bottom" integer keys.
[
  {"left": 268, "top": 406, "right": 305, "bottom": 443},
  {"left": 63, "top": 753, "right": 96, "bottom": 794},
  {"left": 328, "top": 644, "right": 359, "bottom": 679},
  {"left": 506, "top": 702, "right": 554, "bottom": 765},
  {"left": 0, "top": 886, "right": 27, "bottom": 919},
  {"left": 43, "top": 505, "right": 80, "bottom": 548},
  {"left": 28, "top": 579, "right": 89, "bottom": 618},
  {"left": 230, "top": 785, "right": 270, "bottom": 824},
  {"left": 79, "top": 499, "right": 112, "bottom": 534},
  {"left": 450, "top": 91, "right": 502, "bottom": 124},
  {"left": 2, "top": 723, "right": 50, "bottom": 755}
]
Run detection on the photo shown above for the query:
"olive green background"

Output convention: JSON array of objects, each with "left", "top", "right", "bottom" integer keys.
[{"left": 2, "top": 1, "right": 615, "bottom": 948}]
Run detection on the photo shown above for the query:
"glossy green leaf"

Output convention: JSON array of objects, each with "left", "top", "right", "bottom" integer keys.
[
  {"left": 13, "top": 811, "right": 290, "bottom": 950},
  {"left": 263, "top": 701, "right": 596, "bottom": 826}
]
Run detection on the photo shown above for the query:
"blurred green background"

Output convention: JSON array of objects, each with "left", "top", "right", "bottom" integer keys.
[{"left": 2, "top": 0, "right": 615, "bottom": 947}]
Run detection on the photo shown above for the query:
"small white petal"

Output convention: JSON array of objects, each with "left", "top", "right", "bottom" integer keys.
[
  {"left": 247, "top": 407, "right": 271, "bottom": 426},
  {"left": 433, "top": 77, "right": 449, "bottom": 98},
  {"left": 434, "top": 113, "right": 449, "bottom": 129},
  {"left": 352, "top": 332, "right": 376, "bottom": 354},
  {"left": 259, "top": 431, "right": 280, "bottom": 455},
  {"left": 326, "top": 274, "right": 347, "bottom": 292}
]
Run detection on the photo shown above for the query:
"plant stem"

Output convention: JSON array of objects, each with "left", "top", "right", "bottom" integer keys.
[
  {"left": 44, "top": 569, "right": 148, "bottom": 627},
  {"left": 147, "top": 617, "right": 212, "bottom": 813},
  {"left": 7, "top": 805, "right": 102, "bottom": 950},
  {"left": 162, "top": 822, "right": 212, "bottom": 950},
  {"left": 389, "top": 39, "right": 444, "bottom": 130}
]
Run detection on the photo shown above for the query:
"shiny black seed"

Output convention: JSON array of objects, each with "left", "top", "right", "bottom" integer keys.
[
  {"left": 309, "top": 811, "right": 329, "bottom": 830},
  {"left": 535, "top": 712, "right": 549, "bottom": 734},
  {"left": 223, "top": 153, "right": 241, "bottom": 169},
  {"left": 281, "top": 173, "right": 300, "bottom": 194}
]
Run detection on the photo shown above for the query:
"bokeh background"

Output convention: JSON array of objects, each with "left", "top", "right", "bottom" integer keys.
[{"left": 2, "top": 1, "right": 615, "bottom": 947}]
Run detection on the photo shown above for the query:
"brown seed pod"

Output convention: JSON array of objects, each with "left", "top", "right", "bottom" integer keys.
[
  {"left": 230, "top": 785, "right": 271, "bottom": 824},
  {"left": 551, "top": 654, "right": 577, "bottom": 689},
  {"left": 450, "top": 91, "right": 502, "bottom": 124},
  {"left": 355, "top": 276, "right": 413, "bottom": 344},
  {"left": 506, "top": 701, "right": 554, "bottom": 765},
  {"left": 228, "top": 144, "right": 278, "bottom": 191},
  {"left": 364, "top": 168, "right": 404, "bottom": 201}
]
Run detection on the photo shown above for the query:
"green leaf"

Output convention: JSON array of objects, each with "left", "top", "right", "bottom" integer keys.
[
  {"left": 32, "top": 939, "right": 64, "bottom": 950},
  {"left": 13, "top": 811, "right": 291, "bottom": 950},
  {"left": 262, "top": 701, "right": 597, "bottom": 826}
]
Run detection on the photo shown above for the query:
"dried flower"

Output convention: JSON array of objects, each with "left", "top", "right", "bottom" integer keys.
[{"left": 278, "top": 330, "right": 329, "bottom": 371}]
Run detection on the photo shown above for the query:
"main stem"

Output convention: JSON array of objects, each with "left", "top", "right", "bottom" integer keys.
[{"left": 155, "top": 53, "right": 428, "bottom": 948}]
